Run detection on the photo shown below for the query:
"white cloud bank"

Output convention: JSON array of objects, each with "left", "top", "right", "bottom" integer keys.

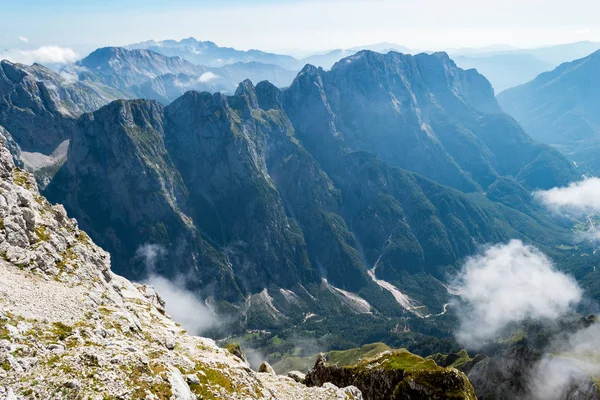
[
  {"left": 452, "top": 240, "right": 582, "bottom": 348},
  {"left": 534, "top": 177, "right": 600, "bottom": 216},
  {"left": 0, "top": 46, "right": 79, "bottom": 65}
]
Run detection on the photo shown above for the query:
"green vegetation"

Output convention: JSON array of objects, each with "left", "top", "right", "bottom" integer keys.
[
  {"left": 35, "top": 225, "right": 51, "bottom": 242},
  {"left": 0, "top": 320, "right": 10, "bottom": 341},
  {"left": 122, "top": 362, "right": 173, "bottom": 400},
  {"left": 55, "top": 247, "right": 78, "bottom": 274},
  {"left": 327, "top": 342, "right": 391, "bottom": 366},
  {"left": 51, "top": 322, "right": 73, "bottom": 341},
  {"left": 360, "top": 349, "right": 441, "bottom": 373},
  {"left": 497, "top": 329, "right": 527, "bottom": 345},
  {"left": 12, "top": 168, "right": 31, "bottom": 188},
  {"left": 309, "top": 349, "right": 476, "bottom": 399},
  {"left": 189, "top": 363, "right": 236, "bottom": 400},
  {"left": 428, "top": 349, "right": 474, "bottom": 369},
  {"left": 77, "top": 231, "right": 91, "bottom": 245},
  {"left": 224, "top": 343, "right": 244, "bottom": 359}
]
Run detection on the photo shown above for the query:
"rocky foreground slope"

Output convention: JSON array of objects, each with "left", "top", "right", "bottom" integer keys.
[{"left": 0, "top": 133, "right": 364, "bottom": 400}]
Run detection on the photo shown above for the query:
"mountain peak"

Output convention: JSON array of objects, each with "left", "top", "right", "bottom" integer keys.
[
  {"left": 235, "top": 78, "right": 256, "bottom": 94},
  {"left": 233, "top": 79, "right": 260, "bottom": 111},
  {"left": 255, "top": 80, "right": 282, "bottom": 110}
]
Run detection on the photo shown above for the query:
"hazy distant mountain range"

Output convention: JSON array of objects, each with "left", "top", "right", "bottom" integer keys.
[
  {"left": 126, "top": 37, "right": 414, "bottom": 71},
  {"left": 498, "top": 49, "right": 600, "bottom": 174},
  {"left": 62, "top": 46, "right": 298, "bottom": 103},
  {"left": 126, "top": 37, "right": 600, "bottom": 93},
  {"left": 451, "top": 41, "right": 600, "bottom": 92}
]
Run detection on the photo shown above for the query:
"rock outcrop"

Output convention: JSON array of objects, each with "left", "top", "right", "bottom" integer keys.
[
  {"left": 0, "top": 132, "right": 362, "bottom": 399},
  {"left": 305, "top": 350, "right": 476, "bottom": 400}
]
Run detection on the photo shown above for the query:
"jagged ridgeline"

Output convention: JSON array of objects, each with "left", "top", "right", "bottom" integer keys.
[{"left": 1, "top": 49, "right": 577, "bottom": 334}]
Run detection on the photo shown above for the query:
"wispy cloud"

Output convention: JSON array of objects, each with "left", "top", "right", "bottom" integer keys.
[
  {"left": 534, "top": 177, "right": 600, "bottom": 216},
  {"left": 529, "top": 322, "right": 600, "bottom": 400},
  {"left": 524, "top": 179, "right": 600, "bottom": 397},
  {"left": 0, "top": 46, "right": 78, "bottom": 64},
  {"left": 535, "top": 177, "right": 600, "bottom": 243},
  {"left": 18, "top": 36, "right": 29, "bottom": 43},
  {"left": 136, "top": 243, "right": 218, "bottom": 335},
  {"left": 452, "top": 240, "right": 582, "bottom": 349},
  {"left": 145, "top": 274, "right": 218, "bottom": 335},
  {"left": 135, "top": 243, "right": 167, "bottom": 272},
  {"left": 198, "top": 71, "right": 220, "bottom": 83}
]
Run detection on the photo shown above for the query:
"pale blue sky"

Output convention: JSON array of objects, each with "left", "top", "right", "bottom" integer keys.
[{"left": 2, "top": 0, "right": 600, "bottom": 55}]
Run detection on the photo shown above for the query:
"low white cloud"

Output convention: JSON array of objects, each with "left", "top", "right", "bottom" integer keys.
[
  {"left": 535, "top": 177, "right": 600, "bottom": 243},
  {"left": 0, "top": 46, "right": 79, "bottom": 65},
  {"left": 534, "top": 177, "right": 600, "bottom": 216},
  {"left": 18, "top": 36, "right": 29, "bottom": 43},
  {"left": 529, "top": 323, "right": 600, "bottom": 400},
  {"left": 135, "top": 243, "right": 218, "bottom": 335},
  {"left": 452, "top": 240, "right": 582, "bottom": 349},
  {"left": 198, "top": 71, "right": 220, "bottom": 83},
  {"left": 145, "top": 274, "right": 218, "bottom": 336},
  {"left": 59, "top": 71, "right": 79, "bottom": 84}
]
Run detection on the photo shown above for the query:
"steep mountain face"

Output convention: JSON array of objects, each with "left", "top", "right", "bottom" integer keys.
[
  {"left": 42, "top": 52, "right": 578, "bottom": 336},
  {"left": 0, "top": 131, "right": 368, "bottom": 400},
  {"left": 282, "top": 51, "right": 576, "bottom": 192},
  {"left": 0, "top": 60, "right": 116, "bottom": 153},
  {"left": 498, "top": 50, "right": 600, "bottom": 174},
  {"left": 127, "top": 37, "right": 301, "bottom": 70},
  {"left": 44, "top": 99, "right": 244, "bottom": 300}
]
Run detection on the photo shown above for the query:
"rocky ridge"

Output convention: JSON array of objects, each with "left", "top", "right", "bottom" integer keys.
[
  {"left": 305, "top": 350, "right": 476, "bottom": 399},
  {"left": 0, "top": 132, "right": 362, "bottom": 399}
]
